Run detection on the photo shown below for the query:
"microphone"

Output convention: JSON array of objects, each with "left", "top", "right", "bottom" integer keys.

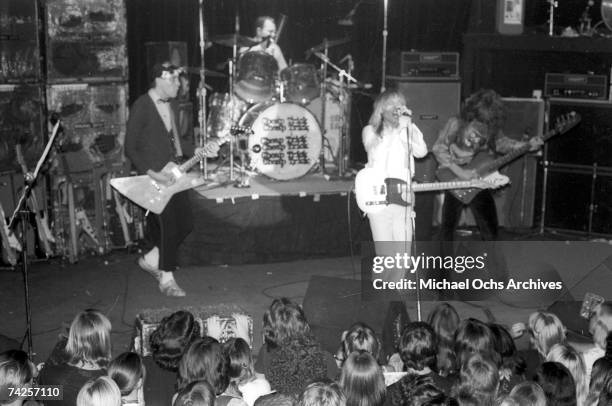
[{"left": 395, "top": 106, "right": 412, "bottom": 117}]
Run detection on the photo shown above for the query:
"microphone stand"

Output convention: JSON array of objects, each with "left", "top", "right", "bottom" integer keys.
[
  {"left": 198, "top": 0, "right": 209, "bottom": 179},
  {"left": 8, "top": 120, "right": 62, "bottom": 359},
  {"left": 381, "top": 0, "right": 389, "bottom": 92}
]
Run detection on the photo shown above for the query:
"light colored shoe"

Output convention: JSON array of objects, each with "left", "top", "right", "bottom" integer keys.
[
  {"left": 138, "top": 256, "right": 162, "bottom": 280},
  {"left": 159, "top": 279, "right": 186, "bottom": 297}
]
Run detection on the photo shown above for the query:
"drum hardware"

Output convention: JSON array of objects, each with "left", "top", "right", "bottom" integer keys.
[{"left": 210, "top": 34, "right": 259, "bottom": 48}]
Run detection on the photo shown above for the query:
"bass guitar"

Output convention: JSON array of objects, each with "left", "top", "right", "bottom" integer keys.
[
  {"left": 355, "top": 167, "right": 509, "bottom": 214},
  {"left": 436, "top": 112, "right": 581, "bottom": 204},
  {"left": 111, "top": 126, "right": 250, "bottom": 214}
]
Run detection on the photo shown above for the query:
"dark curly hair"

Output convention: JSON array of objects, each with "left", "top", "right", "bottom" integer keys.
[
  {"left": 460, "top": 89, "right": 506, "bottom": 151},
  {"left": 149, "top": 310, "right": 200, "bottom": 372},
  {"left": 263, "top": 298, "right": 311, "bottom": 349},
  {"left": 535, "top": 361, "right": 577, "bottom": 406},
  {"left": 266, "top": 336, "right": 328, "bottom": 397},
  {"left": 393, "top": 374, "right": 457, "bottom": 406},
  {"left": 178, "top": 337, "right": 229, "bottom": 395},
  {"left": 399, "top": 322, "right": 438, "bottom": 372}
]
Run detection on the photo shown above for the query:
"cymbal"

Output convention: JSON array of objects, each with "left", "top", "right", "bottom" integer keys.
[
  {"left": 210, "top": 34, "right": 259, "bottom": 48},
  {"left": 182, "top": 67, "right": 227, "bottom": 78},
  {"left": 309, "top": 37, "right": 351, "bottom": 52}
]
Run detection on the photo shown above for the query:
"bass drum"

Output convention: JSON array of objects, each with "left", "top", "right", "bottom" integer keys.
[
  {"left": 307, "top": 89, "right": 347, "bottom": 166},
  {"left": 239, "top": 102, "right": 322, "bottom": 180}
]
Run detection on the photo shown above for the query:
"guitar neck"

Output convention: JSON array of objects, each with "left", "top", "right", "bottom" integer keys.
[
  {"left": 412, "top": 180, "right": 475, "bottom": 192},
  {"left": 177, "top": 138, "right": 226, "bottom": 173}
]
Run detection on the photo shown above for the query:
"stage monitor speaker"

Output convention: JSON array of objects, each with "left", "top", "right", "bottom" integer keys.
[
  {"left": 302, "top": 276, "right": 410, "bottom": 362},
  {"left": 460, "top": 97, "right": 543, "bottom": 228}
]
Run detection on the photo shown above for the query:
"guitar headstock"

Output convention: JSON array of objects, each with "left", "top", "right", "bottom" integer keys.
[
  {"left": 553, "top": 111, "right": 581, "bottom": 135},
  {"left": 472, "top": 172, "right": 510, "bottom": 189},
  {"left": 230, "top": 125, "right": 254, "bottom": 136}
]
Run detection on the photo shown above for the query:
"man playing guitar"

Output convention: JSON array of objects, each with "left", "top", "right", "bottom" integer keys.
[{"left": 432, "top": 89, "right": 543, "bottom": 242}]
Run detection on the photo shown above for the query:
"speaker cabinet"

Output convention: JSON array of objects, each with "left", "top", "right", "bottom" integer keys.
[{"left": 461, "top": 97, "right": 543, "bottom": 228}]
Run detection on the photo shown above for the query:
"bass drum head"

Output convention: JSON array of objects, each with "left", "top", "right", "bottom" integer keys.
[{"left": 239, "top": 102, "right": 322, "bottom": 180}]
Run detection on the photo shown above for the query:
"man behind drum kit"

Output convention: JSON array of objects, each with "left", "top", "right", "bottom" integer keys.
[{"left": 242, "top": 16, "right": 288, "bottom": 72}]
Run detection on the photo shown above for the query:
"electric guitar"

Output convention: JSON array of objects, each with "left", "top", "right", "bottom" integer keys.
[
  {"left": 111, "top": 126, "right": 251, "bottom": 214},
  {"left": 15, "top": 145, "right": 55, "bottom": 257},
  {"left": 355, "top": 167, "right": 509, "bottom": 214},
  {"left": 436, "top": 112, "right": 581, "bottom": 204}
]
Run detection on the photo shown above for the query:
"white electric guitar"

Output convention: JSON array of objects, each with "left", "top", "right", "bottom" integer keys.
[{"left": 355, "top": 167, "right": 509, "bottom": 214}]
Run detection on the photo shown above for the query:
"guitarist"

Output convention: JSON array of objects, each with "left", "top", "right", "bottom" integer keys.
[
  {"left": 125, "top": 62, "right": 219, "bottom": 297},
  {"left": 432, "top": 89, "right": 543, "bottom": 242},
  {"left": 362, "top": 89, "right": 428, "bottom": 253}
]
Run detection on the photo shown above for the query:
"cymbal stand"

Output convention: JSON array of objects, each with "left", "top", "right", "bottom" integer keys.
[
  {"left": 318, "top": 39, "right": 329, "bottom": 175},
  {"left": 228, "top": 13, "right": 240, "bottom": 182},
  {"left": 198, "top": 0, "right": 208, "bottom": 179},
  {"left": 338, "top": 55, "right": 354, "bottom": 176},
  {"left": 381, "top": 0, "right": 389, "bottom": 92}
]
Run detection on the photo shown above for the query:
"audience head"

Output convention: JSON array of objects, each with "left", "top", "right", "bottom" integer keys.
[
  {"left": 591, "top": 319, "right": 610, "bottom": 351},
  {"left": 150, "top": 310, "right": 200, "bottom": 372},
  {"left": 66, "top": 309, "right": 112, "bottom": 368},
  {"left": 298, "top": 381, "right": 346, "bottom": 406},
  {"left": 222, "top": 337, "right": 254, "bottom": 386},
  {"left": 546, "top": 343, "right": 588, "bottom": 406},
  {"left": 528, "top": 311, "right": 566, "bottom": 357},
  {"left": 590, "top": 302, "right": 612, "bottom": 335},
  {"left": 598, "top": 371, "right": 612, "bottom": 406},
  {"left": 457, "top": 354, "right": 499, "bottom": 403},
  {"left": 398, "top": 322, "right": 438, "bottom": 372},
  {"left": 586, "top": 356, "right": 612, "bottom": 406},
  {"left": 535, "top": 361, "right": 577, "bottom": 406},
  {"left": 454, "top": 318, "right": 495, "bottom": 367},
  {"left": 107, "top": 352, "right": 145, "bottom": 397},
  {"left": 495, "top": 396, "right": 519, "bottom": 406},
  {"left": 178, "top": 337, "right": 228, "bottom": 395},
  {"left": 339, "top": 351, "right": 385, "bottom": 406},
  {"left": 263, "top": 298, "right": 310, "bottom": 348},
  {"left": 393, "top": 373, "right": 457, "bottom": 406},
  {"left": 266, "top": 335, "right": 328, "bottom": 398},
  {"left": 0, "top": 350, "right": 36, "bottom": 406},
  {"left": 338, "top": 323, "right": 381, "bottom": 366},
  {"left": 488, "top": 323, "right": 524, "bottom": 374},
  {"left": 76, "top": 376, "right": 121, "bottom": 406},
  {"left": 173, "top": 380, "right": 216, "bottom": 406},
  {"left": 509, "top": 381, "right": 546, "bottom": 406},
  {"left": 428, "top": 303, "right": 460, "bottom": 346}
]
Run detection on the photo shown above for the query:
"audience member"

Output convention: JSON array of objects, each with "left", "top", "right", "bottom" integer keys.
[
  {"left": 339, "top": 351, "right": 386, "bottom": 406},
  {"left": 547, "top": 344, "right": 588, "bottom": 406},
  {"left": 520, "top": 311, "right": 566, "bottom": 380},
  {"left": 39, "top": 309, "right": 111, "bottom": 406},
  {"left": 337, "top": 323, "right": 395, "bottom": 371},
  {"left": 173, "top": 380, "right": 216, "bottom": 406},
  {"left": 427, "top": 304, "right": 460, "bottom": 377},
  {"left": 451, "top": 354, "right": 499, "bottom": 406},
  {"left": 0, "top": 350, "right": 37, "bottom": 406},
  {"left": 508, "top": 381, "right": 546, "bottom": 406},
  {"left": 535, "top": 361, "right": 577, "bottom": 406},
  {"left": 583, "top": 321, "right": 608, "bottom": 380},
  {"left": 298, "top": 381, "right": 346, "bottom": 406},
  {"left": 488, "top": 324, "right": 525, "bottom": 394},
  {"left": 454, "top": 319, "right": 496, "bottom": 369},
  {"left": 108, "top": 352, "right": 146, "bottom": 406},
  {"left": 145, "top": 310, "right": 200, "bottom": 406},
  {"left": 223, "top": 338, "right": 271, "bottom": 406},
  {"left": 76, "top": 376, "right": 121, "bottom": 406},
  {"left": 586, "top": 356, "right": 612, "bottom": 406}
]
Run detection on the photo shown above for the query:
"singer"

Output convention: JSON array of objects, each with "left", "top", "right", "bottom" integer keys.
[
  {"left": 243, "top": 16, "right": 287, "bottom": 71},
  {"left": 362, "top": 89, "right": 427, "bottom": 255}
]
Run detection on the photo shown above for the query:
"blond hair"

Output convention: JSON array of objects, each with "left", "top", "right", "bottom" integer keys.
[
  {"left": 66, "top": 309, "right": 112, "bottom": 368},
  {"left": 76, "top": 376, "right": 121, "bottom": 406},
  {"left": 528, "top": 311, "right": 566, "bottom": 357},
  {"left": 368, "top": 90, "right": 406, "bottom": 136},
  {"left": 547, "top": 344, "right": 588, "bottom": 406}
]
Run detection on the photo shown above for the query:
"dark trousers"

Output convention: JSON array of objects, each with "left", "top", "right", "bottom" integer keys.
[
  {"left": 147, "top": 191, "right": 193, "bottom": 270},
  {"left": 440, "top": 189, "right": 498, "bottom": 241}
]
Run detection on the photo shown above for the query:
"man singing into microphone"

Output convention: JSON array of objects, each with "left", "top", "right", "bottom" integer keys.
[{"left": 243, "top": 16, "right": 287, "bottom": 72}]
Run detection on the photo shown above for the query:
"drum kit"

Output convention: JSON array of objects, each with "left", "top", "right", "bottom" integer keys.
[{"left": 204, "top": 33, "right": 362, "bottom": 183}]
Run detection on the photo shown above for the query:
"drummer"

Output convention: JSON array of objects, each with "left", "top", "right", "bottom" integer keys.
[{"left": 241, "top": 16, "right": 288, "bottom": 72}]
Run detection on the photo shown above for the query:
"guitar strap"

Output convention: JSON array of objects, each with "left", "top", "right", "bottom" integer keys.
[{"left": 169, "top": 107, "right": 184, "bottom": 158}]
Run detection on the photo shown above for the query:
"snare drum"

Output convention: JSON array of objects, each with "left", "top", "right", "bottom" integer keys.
[
  {"left": 280, "top": 63, "right": 320, "bottom": 105},
  {"left": 239, "top": 102, "right": 322, "bottom": 180},
  {"left": 235, "top": 51, "right": 278, "bottom": 103}
]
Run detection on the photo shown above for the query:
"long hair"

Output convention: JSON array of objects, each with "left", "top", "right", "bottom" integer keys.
[
  {"left": 546, "top": 344, "right": 588, "bottom": 406},
  {"left": 76, "top": 376, "right": 122, "bottom": 406},
  {"left": 66, "top": 309, "right": 112, "bottom": 368},
  {"left": 222, "top": 337, "right": 254, "bottom": 387},
  {"left": 488, "top": 323, "right": 525, "bottom": 375},
  {"left": 453, "top": 354, "right": 499, "bottom": 406},
  {"left": 528, "top": 311, "right": 566, "bottom": 357},
  {"left": 535, "top": 361, "right": 577, "bottom": 406},
  {"left": 454, "top": 318, "right": 496, "bottom": 368},
  {"left": 586, "top": 357, "right": 612, "bottom": 406},
  {"left": 149, "top": 310, "right": 200, "bottom": 372},
  {"left": 299, "top": 381, "right": 346, "bottom": 406},
  {"left": 339, "top": 323, "right": 381, "bottom": 364},
  {"left": 368, "top": 90, "right": 406, "bottom": 136},
  {"left": 174, "top": 380, "right": 216, "bottom": 406},
  {"left": 339, "top": 351, "right": 386, "bottom": 406},
  {"left": 509, "top": 381, "right": 547, "bottom": 406},
  {"left": 178, "top": 337, "right": 229, "bottom": 395},
  {"left": 399, "top": 322, "right": 438, "bottom": 372},
  {"left": 107, "top": 352, "right": 146, "bottom": 396},
  {"left": 263, "top": 298, "right": 311, "bottom": 348},
  {"left": 428, "top": 303, "right": 460, "bottom": 376},
  {"left": 0, "top": 350, "right": 36, "bottom": 403},
  {"left": 460, "top": 89, "right": 505, "bottom": 136}
]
